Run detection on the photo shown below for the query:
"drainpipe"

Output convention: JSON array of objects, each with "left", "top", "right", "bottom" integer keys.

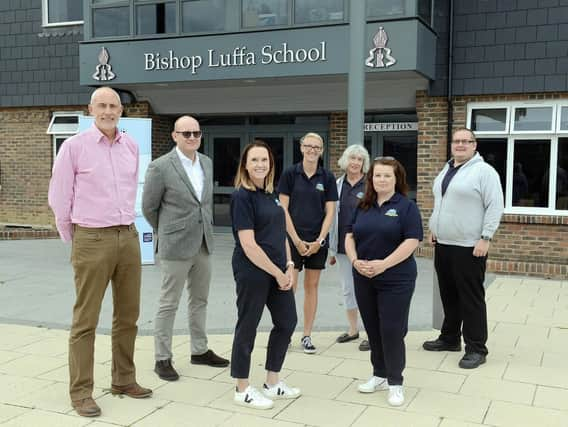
[
  {"left": 347, "top": 0, "right": 366, "bottom": 146},
  {"left": 433, "top": 0, "right": 455, "bottom": 331},
  {"left": 446, "top": 0, "right": 454, "bottom": 159}
]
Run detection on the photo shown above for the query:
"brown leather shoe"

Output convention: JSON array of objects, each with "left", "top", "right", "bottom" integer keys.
[
  {"left": 71, "top": 397, "right": 101, "bottom": 417},
  {"left": 191, "top": 349, "right": 230, "bottom": 367},
  {"left": 110, "top": 383, "right": 152, "bottom": 398}
]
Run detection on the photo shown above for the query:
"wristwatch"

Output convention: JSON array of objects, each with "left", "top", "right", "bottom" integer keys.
[
  {"left": 481, "top": 235, "right": 492, "bottom": 241},
  {"left": 286, "top": 261, "right": 295, "bottom": 268},
  {"left": 318, "top": 238, "right": 326, "bottom": 247}
]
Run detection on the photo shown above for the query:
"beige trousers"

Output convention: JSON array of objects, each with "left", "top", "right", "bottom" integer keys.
[{"left": 69, "top": 224, "right": 141, "bottom": 401}]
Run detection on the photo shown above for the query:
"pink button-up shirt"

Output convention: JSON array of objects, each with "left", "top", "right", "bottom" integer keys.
[{"left": 48, "top": 124, "right": 139, "bottom": 242}]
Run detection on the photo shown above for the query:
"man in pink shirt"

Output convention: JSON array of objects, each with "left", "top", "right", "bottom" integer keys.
[{"left": 48, "top": 86, "right": 152, "bottom": 418}]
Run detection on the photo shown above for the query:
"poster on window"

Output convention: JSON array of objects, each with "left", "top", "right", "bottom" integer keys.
[{"left": 78, "top": 116, "right": 155, "bottom": 265}]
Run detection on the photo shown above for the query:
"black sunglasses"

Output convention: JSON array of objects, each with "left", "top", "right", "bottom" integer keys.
[{"left": 175, "top": 130, "right": 202, "bottom": 139}]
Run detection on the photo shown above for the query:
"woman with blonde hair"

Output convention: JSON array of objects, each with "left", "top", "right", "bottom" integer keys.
[
  {"left": 278, "top": 132, "right": 338, "bottom": 354},
  {"left": 230, "top": 140, "right": 301, "bottom": 410}
]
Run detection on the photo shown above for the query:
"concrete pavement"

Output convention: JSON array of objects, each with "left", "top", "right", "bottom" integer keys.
[
  {"left": 0, "top": 234, "right": 437, "bottom": 333},
  {"left": 1, "top": 275, "right": 568, "bottom": 426},
  {"left": 2, "top": 236, "right": 567, "bottom": 426}
]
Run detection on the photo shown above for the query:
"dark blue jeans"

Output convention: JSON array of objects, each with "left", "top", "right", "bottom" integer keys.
[{"left": 354, "top": 275, "right": 415, "bottom": 386}]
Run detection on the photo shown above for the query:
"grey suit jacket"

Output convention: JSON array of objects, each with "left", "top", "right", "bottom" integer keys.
[{"left": 142, "top": 148, "right": 214, "bottom": 260}]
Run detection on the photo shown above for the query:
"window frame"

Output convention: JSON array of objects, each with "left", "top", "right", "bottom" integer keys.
[
  {"left": 467, "top": 101, "right": 567, "bottom": 216},
  {"left": 47, "top": 112, "right": 83, "bottom": 165},
  {"left": 42, "top": 0, "right": 84, "bottom": 27}
]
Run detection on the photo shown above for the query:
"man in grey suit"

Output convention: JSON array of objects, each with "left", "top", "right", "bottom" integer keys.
[{"left": 142, "top": 115, "right": 229, "bottom": 381}]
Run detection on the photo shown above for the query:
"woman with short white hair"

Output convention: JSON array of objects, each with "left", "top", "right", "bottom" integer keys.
[{"left": 329, "top": 144, "right": 370, "bottom": 350}]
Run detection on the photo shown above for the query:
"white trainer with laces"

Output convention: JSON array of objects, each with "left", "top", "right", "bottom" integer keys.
[
  {"left": 234, "top": 385, "right": 274, "bottom": 410},
  {"left": 357, "top": 376, "right": 389, "bottom": 393},
  {"left": 263, "top": 381, "right": 301, "bottom": 400},
  {"left": 387, "top": 385, "right": 405, "bottom": 406}
]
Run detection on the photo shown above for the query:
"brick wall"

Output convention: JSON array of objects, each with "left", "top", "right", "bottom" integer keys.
[
  {"left": 416, "top": 90, "right": 568, "bottom": 279},
  {"left": 151, "top": 114, "right": 175, "bottom": 160},
  {"left": 0, "top": 106, "right": 86, "bottom": 227},
  {"left": 328, "top": 112, "right": 347, "bottom": 176}
]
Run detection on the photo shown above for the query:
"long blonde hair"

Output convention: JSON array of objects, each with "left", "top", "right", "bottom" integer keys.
[{"left": 234, "top": 140, "right": 275, "bottom": 192}]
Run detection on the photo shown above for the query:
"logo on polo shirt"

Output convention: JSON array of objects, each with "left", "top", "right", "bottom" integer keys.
[
  {"left": 315, "top": 183, "right": 325, "bottom": 192},
  {"left": 385, "top": 208, "right": 398, "bottom": 217},
  {"left": 356, "top": 192, "right": 364, "bottom": 199}
]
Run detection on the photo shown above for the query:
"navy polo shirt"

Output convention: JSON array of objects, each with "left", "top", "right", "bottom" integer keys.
[
  {"left": 231, "top": 187, "right": 287, "bottom": 270},
  {"left": 277, "top": 162, "right": 338, "bottom": 241},
  {"left": 337, "top": 177, "right": 365, "bottom": 254},
  {"left": 348, "top": 193, "right": 423, "bottom": 282}
]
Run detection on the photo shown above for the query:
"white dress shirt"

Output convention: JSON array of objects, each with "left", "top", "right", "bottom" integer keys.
[{"left": 176, "top": 147, "right": 204, "bottom": 202}]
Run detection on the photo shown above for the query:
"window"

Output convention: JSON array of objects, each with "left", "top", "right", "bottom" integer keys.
[
  {"left": 294, "top": 0, "right": 344, "bottom": 25},
  {"left": 467, "top": 102, "right": 568, "bottom": 214},
  {"left": 137, "top": 2, "right": 176, "bottom": 34},
  {"left": 242, "top": 0, "right": 288, "bottom": 27},
  {"left": 93, "top": 6, "right": 130, "bottom": 37},
  {"left": 182, "top": 0, "right": 226, "bottom": 33},
  {"left": 367, "top": 0, "right": 404, "bottom": 18},
  {"left": 42, "top": 0, "right": 83, "bottom": 26},
  {"left": 417, "top": 0, "right": 432, "bottom": 24},
  {"left": 47, "top": 112, "right": 82, "bottom": 163}
]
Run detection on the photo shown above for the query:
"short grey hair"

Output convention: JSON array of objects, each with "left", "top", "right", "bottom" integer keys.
[
  {"left": 90, "top": 86, "right": 121, "bottom": 105},
  {"left": 337, "top": 144, "right": 371, "bottom": 173}
]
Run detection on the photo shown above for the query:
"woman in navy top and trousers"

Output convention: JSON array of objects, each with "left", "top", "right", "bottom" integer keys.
[
  {"left": 345, "top": 157, "right": 423, "bottom": 407},
  {"left": 230, "top": 141, "right": 301, "bottom": 410}
]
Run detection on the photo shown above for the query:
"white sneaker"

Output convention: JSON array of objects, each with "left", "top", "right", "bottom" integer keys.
[
  {"left": 387, "top": 385, "right": 404, "bottom": 406},
  {"left": 263, "top": 381, "right": 301, "bottom": 400},
  {"left": 357, "top": 376, "right": 388, "bottom": 393},
  {"left": 234, "top": 386, "right": 274, "bottom": 410}
]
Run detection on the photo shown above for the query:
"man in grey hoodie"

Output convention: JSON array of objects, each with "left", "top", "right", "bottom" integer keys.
[{"left": 423, "top": 128, "right": 504, "bottom": 369}]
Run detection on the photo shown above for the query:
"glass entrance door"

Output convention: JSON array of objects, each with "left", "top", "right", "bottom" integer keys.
[
  {"left": 365, "top": 132, "right": 417, "bottom": 200},
  {"left": 207, "top": 134, "right": 244, "bottom": 226}
]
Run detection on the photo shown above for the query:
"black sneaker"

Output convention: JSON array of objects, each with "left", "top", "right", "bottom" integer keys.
[
  {"left": 154, "top": 359, "right": 179, "bottom": 381},
  {"left": 422, "top": 338, "right": 461, "bottom": 352},
  {"left": 459, "top": 352, "right": 486, "bottom": 369},
  {"left": 301, "top": 336, "right": 316, "bottom": 354}
]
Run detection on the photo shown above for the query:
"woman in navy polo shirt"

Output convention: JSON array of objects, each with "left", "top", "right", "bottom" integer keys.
[
  {"left": 345, "top": 157, "right": 423, "bottom": 407},
  {"left": 278, "top": 132, "right": 338, "bottom": 354},
  {"left": 328, "top": 144, "right": 370, "bottom": 350},
  {"left": 230, "top": 141, "right": 301, "bottom": 410}
]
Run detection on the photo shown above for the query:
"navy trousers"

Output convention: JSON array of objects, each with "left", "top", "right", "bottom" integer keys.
[
  {"left": 354, "top": 274, "right": 414, "bottom": 386},
  {"left": 230, "top": 255, "right": 297, "bottom": 379}
]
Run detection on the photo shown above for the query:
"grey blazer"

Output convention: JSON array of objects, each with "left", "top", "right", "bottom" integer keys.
[{"left": 142, "top": 148, "right": 214, "bottom": 261}]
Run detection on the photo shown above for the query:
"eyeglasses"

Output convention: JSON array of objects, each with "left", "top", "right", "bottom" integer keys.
[
  {"left": 374, "top": 156, "right": 395, "bottom": 160},
  {"left": 451, "top": 139, "right": 475, "bottom": 145},
  {"left": 175, "top": 130, "right": 202, "bottom": 139},
  {"left": 302, "top": 144, "right": 323, "bottom": 152}
]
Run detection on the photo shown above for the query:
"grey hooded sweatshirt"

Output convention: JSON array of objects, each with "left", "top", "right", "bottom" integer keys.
[{"left": 429, "top": 152, "right": 504, "bottom": 247}]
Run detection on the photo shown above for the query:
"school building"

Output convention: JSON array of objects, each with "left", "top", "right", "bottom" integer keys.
[{"left": 0, "top": 0, "right": 566, "bottom": 277}]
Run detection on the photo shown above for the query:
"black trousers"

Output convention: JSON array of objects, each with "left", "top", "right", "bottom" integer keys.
[
  {"left": 354, "top": 275, "right": 414, "bottom": 386},
  {"left": 231, "top": 255, "right": 297, "bottom": 379},
  {"left": 435, "top": 243, "right": 488, "bottom": 355}
]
